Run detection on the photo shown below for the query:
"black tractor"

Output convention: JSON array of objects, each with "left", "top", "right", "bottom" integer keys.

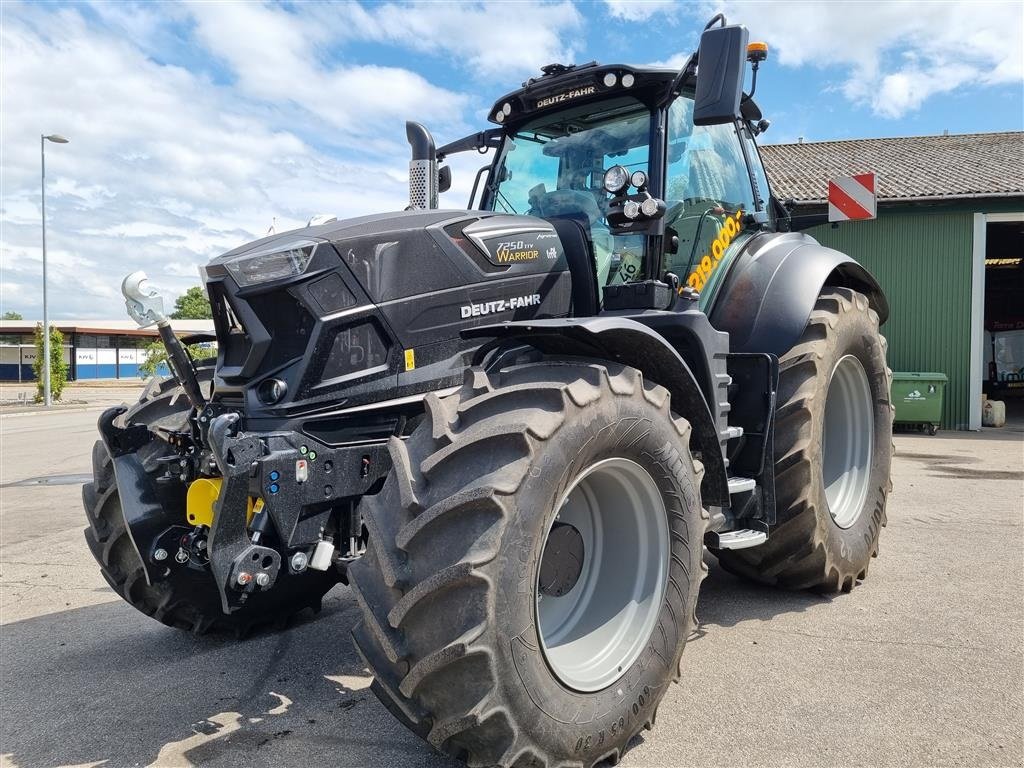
[{"left": 84, "top": 16, "right": 893, "bottom": 768}]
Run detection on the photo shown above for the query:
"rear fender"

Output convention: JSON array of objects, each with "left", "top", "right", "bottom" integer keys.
[
  {"left": 709, "top": 232, "right": 888, "bottom": 356},
  {"left": 465, "top": 317, "right": 729, "bottom": 506}
]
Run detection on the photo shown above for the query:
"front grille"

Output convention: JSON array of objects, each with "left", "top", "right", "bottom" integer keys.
[{"left": 245, "top": 292, "right": 315, "bottom": 373}]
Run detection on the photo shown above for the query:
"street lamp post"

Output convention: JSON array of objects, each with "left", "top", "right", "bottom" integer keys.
[{"left": 40, "top": 133, "right": 69, "bottom": 407}]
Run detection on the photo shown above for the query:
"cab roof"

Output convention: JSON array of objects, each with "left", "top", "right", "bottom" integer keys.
[{"left": 487, "top": 62, "right": 681, "bottom": 129}]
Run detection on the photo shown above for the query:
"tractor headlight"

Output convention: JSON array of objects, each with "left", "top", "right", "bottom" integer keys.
[
  {"left": 223, "top": 240, "right": 316, "bottom": 287},
  {"left": 630, "top": 170, "right": 648, "bottom": 190},
  {"left": 603, "top": 165, "right": 630, "bottom": 195},
  {"left": 640, "top": 197, "right": 660, "bottom": 217}
]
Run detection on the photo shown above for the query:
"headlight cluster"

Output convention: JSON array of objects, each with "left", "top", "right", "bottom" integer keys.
[
  {"left": 602, "top": 165, "right": 666, "bottom": 225},
  {"left": 223, "top": 240, "right": 315, "bottom": 287}
]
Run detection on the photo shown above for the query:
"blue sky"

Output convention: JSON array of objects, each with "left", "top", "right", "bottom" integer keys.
[{"left": 2, "top": 0, "right": 1022, "bottom": 318}]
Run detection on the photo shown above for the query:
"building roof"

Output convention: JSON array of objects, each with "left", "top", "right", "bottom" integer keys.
[
  {"left": 0, "top": 319, "right": 213, "bottom": 337},
  {"left": 760, "top": 131, "right": 1024, "bottom": 205}
]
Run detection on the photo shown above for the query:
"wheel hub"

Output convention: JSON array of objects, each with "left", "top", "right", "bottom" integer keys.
[
  {"left": 535, "top": 458, "right": 669, "bottom": 692},
  {"left": 538, "top": 522, "right": 585, "bottom": 597},
  {"left": 822, "top": 354, "right": 874, "bottom": 529}
]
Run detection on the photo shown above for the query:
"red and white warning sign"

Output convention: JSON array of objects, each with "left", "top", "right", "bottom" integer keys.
[{"left": 828, "top": 173, "right": 877, "bottom": 222}]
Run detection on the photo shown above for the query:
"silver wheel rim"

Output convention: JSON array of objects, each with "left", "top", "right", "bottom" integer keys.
[
  {"left": 822, "top": 354, "right": 874, "bottom": 529},
  {"left": 536, "top": 458, "right": 669, "bottom": 692}
]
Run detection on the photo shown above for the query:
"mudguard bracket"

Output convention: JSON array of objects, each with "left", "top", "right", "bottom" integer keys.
[{"left": 97, "top": 406, "right": 173, "bottom": 585}]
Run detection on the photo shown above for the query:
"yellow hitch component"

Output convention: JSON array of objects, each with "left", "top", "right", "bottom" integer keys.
[{"left": 186, "top": 477, "right": 255, "bottom": 527}]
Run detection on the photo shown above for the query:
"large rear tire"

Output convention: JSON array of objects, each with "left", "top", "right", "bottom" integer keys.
[
  {"left": 350, "top": 361, "right": 706, "bottom": 768},
  {"left": 716, "top": 288, "right": 893, "bottom": 592},
  {"left": 82, "top": 369, "right": 339, "bottom": 634}
]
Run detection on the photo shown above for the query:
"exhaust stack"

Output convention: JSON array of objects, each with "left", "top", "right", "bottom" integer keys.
[{"left": 406, "top": 121, "right": 438, "bottom": 210}]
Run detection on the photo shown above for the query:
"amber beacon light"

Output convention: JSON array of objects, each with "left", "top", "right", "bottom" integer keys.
[{"left": 747, "top": 41, "right": 769, "bottom": 63}]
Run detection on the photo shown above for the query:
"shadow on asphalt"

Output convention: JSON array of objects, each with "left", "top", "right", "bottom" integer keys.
[
  {"left": 0, "top": 589, "right": 457, "bottom": 768},
  {"left": 695, "top": 555, "right": 828, "bottom": 635},
  {"left": 2, "top": 564, "right": 828, "bottom": 768}
]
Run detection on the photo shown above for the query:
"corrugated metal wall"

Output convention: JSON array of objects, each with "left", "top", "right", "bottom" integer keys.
[{"left": 807, "top": 211, "right": 974, "bottom": 429}]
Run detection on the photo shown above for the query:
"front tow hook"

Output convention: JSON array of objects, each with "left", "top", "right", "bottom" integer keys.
[{"left": 205, "top": 412, "right": 281, "bottom": 613}]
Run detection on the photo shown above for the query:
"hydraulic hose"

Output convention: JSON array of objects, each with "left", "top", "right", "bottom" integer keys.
[{"left": 156, "top": 321, "right": 207, "bottom": 410}]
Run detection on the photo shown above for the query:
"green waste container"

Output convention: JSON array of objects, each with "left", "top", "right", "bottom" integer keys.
[{"left": 891, "top": 372, "right": 948, "bottom": 434}]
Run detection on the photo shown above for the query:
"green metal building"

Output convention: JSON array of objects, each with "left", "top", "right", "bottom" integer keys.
[{"left": 761, "top": 132, "right": 1024, "bottom": 430}]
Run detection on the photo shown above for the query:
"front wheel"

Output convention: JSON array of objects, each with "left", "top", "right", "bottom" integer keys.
[
  {"left": 349, "top": 361, "right": 706, "bottom": 767},
  {"left": 716, "top": 288, "right": 894, "bottom": 592}
]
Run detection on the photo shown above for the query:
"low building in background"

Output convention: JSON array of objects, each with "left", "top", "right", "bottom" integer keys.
[
  {"left": 762, "top": 131, "right": 1024, "bottom": 430},
  {"left": 0, "top": 319, "right": 213, "bottom": 381}
]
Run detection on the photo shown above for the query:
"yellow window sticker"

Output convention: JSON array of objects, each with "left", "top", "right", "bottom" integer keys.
[
  {"left": 404, "top": 348, "right": 416, "bottom": 371},
  {"left": 682, "top": 209, "right": 745, "bottom": 294}
]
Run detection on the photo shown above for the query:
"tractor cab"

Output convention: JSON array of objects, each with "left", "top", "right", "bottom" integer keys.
[{"left": 430, "top": 18, "right": 776, "bottom": 312}]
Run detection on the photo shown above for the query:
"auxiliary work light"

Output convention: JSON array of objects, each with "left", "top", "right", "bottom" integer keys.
[{"left": 603, "top": 165, "right": 630, "bottom": 195}]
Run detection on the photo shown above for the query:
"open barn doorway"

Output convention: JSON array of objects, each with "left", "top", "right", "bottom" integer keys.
[{"left": 982, "top": 216, "right": 1024, "bottom": 428}]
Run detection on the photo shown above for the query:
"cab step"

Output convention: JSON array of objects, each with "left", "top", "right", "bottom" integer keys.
[
  {"left": 704, "top": 529, "right": 767, "bottom": 550},
  {"left": 727, "top": 476, "right": 755, "bottom": 494}
]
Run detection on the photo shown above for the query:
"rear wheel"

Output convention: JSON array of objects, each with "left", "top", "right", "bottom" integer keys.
[
  {"left": 82, "top": 369, "right": 339, "bottom": 634},
  {"left": 716, "top": 288, "right": 893, "bottom": 592},
  {"left": 349, "top": 361, "right": 706, "bottom": 767}
]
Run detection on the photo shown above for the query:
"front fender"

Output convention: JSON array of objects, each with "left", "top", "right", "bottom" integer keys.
[
  {"left": 464, "top": 317, "right": 729, "bottom": 506},
  {"left": 710, "top": 232, "right": 888, "bottom": 356}
]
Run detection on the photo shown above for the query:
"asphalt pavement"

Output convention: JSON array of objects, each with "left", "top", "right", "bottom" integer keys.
[{"left": 1, "top": 406, "right": 1022, "bottom": 768}]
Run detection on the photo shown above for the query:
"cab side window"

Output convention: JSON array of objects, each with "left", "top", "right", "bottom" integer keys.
[{"left": 664, "top": 98, "right": 756, "bottom": 275}]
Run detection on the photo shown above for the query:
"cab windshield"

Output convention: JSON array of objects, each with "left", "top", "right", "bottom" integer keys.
[{"left": 491, "top": 97, "right": 651, "bottom": 287}]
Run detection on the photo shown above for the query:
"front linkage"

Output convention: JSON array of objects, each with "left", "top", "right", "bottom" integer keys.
[
  {"left": 98, "top": 392, "right": 389, "bottom": 613},
  {"left": 107, "top": 273, "right": 388, "bottom": 613}
]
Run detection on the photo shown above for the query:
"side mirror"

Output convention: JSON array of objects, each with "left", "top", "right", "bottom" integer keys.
[
  {"left": 693, "top": 24, "right": 748, "bottom": 126},
  {"left": 438, "top": 165, "right": 452, "bottom": 194}
]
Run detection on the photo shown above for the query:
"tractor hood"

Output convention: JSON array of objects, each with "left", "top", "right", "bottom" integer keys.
[
  {"left": 202, "top": 209, "right": 574, "bottom": 418},
  {"left": 206, "top": 209, "right": 565, "bottom": 303}
]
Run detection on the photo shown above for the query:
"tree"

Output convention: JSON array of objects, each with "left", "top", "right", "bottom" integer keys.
[
  {"left": 32, "top": 323, "right": 68, "bottom": 402},
  {"left": 139, "top": 339, "right": 216, "bottom": 378},
  {"left": 170, "top": 286, "right": 212, "bottom": 319},
  {"left": 3, "top": 311, "right": 23, "bottom": 320}
]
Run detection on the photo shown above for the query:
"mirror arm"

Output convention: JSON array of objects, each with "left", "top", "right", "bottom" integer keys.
[
  {"left": 437, "top": 129, "right": 503, "bottom": 163},
  {"left": 704, "top": 13, "right": 727, "bottom": 29},
  {"left": 662, "top": 51, "right": 697, "bottom": 106}
]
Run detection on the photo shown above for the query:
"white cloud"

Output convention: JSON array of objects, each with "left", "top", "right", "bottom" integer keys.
[
  {"left": 186, "top": 2, "right": 468, "bottom": 140},
  {"left": 337, "top": 1, "right": 585, "bottom": 78},
  {"left": 0, "top": 3, "right": 476, "bottom": 319},
  {"left": 648, "top": 52, "right": 693, "bottom": 70},
  {"left": 603, "top": 0, "right": 676, "bottom": 22},
  {"left": 699, "top": 0, "right": 1024, "bottom": 118}
]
